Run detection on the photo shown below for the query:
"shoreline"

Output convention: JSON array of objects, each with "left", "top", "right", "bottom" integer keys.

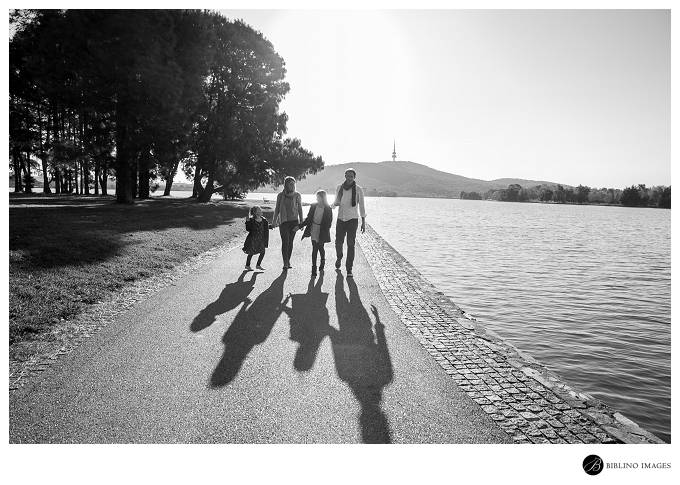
[
  {"left": 358, "top": 224, "right": 666, "bottom": 444},
  {"left": 243, "top": 191, "right": 669, "bottom": 209}
]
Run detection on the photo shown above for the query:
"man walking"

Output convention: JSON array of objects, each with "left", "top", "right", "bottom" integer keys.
[{"left": 333, "top": 168, "right": 366, "bottom": 278}]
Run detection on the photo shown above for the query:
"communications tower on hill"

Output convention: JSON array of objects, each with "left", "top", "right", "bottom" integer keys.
[{"left": 392, "top": 140, "right": 397, "bottom": 162}]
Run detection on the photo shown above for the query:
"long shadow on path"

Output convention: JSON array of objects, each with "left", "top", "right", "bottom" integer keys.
[
  {"left": 330, "top": 272, "right": 394, "bottom": 443},
  {"left": 285, "top": 274, "right": 332, "bottom": 371},
  {"left": 210, "top": 271, "right": 288, "bottom": 387},
  {"left": 191, "top": 270, "right": 259, "bottom": 332}
]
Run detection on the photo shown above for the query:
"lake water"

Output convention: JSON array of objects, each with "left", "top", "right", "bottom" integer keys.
[
  {"left": 177, "top": 190, "right": 671, "bottom": 442},
  {"left": 365, "top": 197, "right": 670, "bottom": 443}
]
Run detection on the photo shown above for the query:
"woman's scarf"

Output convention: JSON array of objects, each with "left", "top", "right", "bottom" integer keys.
[{"left": 336, "top": 180, "right": 356, "bottom": 207}]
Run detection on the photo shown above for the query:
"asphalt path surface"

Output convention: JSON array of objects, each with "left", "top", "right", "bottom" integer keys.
[{"left": 10, "top": 222, "right": 510, "bottom": 443}]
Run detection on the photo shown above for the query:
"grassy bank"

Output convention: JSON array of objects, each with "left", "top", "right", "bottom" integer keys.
[{"left": 9, "top": 193, "right": 273, "bottom": 361}]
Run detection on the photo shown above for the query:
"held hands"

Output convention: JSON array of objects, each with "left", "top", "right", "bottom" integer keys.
[{"left": 361, "top": 221, "right": 366, "bottom": 233}]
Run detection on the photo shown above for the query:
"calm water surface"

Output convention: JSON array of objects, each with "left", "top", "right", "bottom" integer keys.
[
  {"left": 194, "top": 191, "right": 671, "bottom": 442},
  {"left": 366, "top": 197, "right": 670, "bottom": 443}
]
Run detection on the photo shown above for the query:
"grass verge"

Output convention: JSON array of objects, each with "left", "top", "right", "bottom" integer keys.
[{"left": 9, "top": 193, "right": 274, "bottom": 362}]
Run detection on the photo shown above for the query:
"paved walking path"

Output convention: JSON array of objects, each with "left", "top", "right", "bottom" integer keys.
[{"left": 9, "top": 224, "right": 511, "bottom": 443}]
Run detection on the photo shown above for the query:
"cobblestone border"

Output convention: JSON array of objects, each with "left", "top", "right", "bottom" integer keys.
[
  {"left": 359, "top": 225, "right": 665, "bottom": 444},
  {"left": 9, "top": 241, "right": 241, "bottom": 391}
]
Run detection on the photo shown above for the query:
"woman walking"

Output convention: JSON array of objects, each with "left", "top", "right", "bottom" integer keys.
[
  {"left": 333, "top": 168, "right": 366, "bottom": 278},
  {"left": 273, "top": 176, "right": 304, "bottom": 269},
  {"left": 300, "top": 190, "right": 333, "bottom": 276}
]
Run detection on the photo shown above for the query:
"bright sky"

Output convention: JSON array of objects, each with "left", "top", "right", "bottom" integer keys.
[{"left": 221, "top": 9, "right": 670, "bottom": 188}]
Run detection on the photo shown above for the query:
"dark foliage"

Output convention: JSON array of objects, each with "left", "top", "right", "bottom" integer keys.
[
  {"left": 459, "top": 191, "right": 482, "bottom": 200},
  {"left": 483, "top": 182, "right": 669, "bottom": 208},
  {"left": 9, "top": 9, "right": 323, "bottom": 203}
]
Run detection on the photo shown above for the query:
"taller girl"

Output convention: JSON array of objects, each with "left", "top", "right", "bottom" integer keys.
[{"left": 273, "top": 176, "right": 304, "bottom": 270}]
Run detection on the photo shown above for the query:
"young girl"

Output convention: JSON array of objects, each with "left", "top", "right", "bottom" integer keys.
[
  {"left": 243, "top": 206, "right": 272, "bottom": 270},
  {"left": 300, "top": 190, "right": 333, "bottom": 277}
]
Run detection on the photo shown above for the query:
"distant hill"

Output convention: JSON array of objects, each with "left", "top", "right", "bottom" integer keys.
[{"left": 290, "top": 161, "right": 562, "bottom": 198}]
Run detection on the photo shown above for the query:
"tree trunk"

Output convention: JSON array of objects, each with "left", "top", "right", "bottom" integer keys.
[
  {"left": 100, "top": 172, "right": 108, "bottom": 196},
  {"left": 12, "top": 146, "right": 22, "bottom": 193},
  {"left": 83, "top": 158, "right": 89, "bottom": 195},
  {"left": 83, "top": 161, "right": 89, "bottom": 195},
  {"left": 53, "top": 108, "right": 62, "bottom": 194},
  {"left": 80, "top": 115, "right": 89, "bottom": 195},
  {"left": 22, "top": 154, "right": 33, "bottom": 193},
  {"left": 94, "top": 159, "right": 100, "bottom": 195},
  {"left": 163, "top": 158, "right": 180, "bottom": 196},
  {"left": 138, "top": 149, "right": 151, "bottom": 199},
  {"left": 197, "top": 162, "right": 215, "bottom": 203},
  {"left": 54, "top": 168, "right": 61, "bottom": 194},
  {"left": 192, "top": 167, "right": 203, "bottom": 198},
  {"left": 115, "top": 120, "right": 134, "bottom": 204},
  {"left": 131, "top": 157, "right": 138, "bottom": 199},
  {"left": 41, "top": 111, "right": 52, "bottom": 194},
  {"left": 41, "top": 158, "right": 52, "bottom": 194},
  {"left": 41, "top": 159, "right": 51, "bottom": 193}
]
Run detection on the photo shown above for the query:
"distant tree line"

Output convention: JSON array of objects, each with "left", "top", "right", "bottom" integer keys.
[
  {"left": 365, "top": 187, "right": 398, "bottom": 197},
  {"left": 461, "top": 183, "right": 670, "bottom": 208},
  {"left": 619, "top": 184, "right": 671, "bottom": 208},
  {"left": 9, "top": 9, "right": 323, "bottom": 203}
]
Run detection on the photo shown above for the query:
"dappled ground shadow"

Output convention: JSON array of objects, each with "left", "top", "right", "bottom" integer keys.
[
  {"left": 284, "top": 274, "right": 332, "bottom": 371},
  {"left": 9, "top": 193, "right": 274, "bottom": 270},
  {"left": 330, "top": 272, "right": 394, "bottom": 443},
  {"left": 9, "top": 192, "right": 274, "bottom": 352},
  {"left": 210, "top": 271, "right": 288, "bottom": 387},
  {"left": 191, "top": 271, "right": 260, "bottom": 332}
]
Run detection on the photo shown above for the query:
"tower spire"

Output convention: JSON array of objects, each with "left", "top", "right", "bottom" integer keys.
[{"left": 392, "top": 139, "right": 397, "bottom": 162}]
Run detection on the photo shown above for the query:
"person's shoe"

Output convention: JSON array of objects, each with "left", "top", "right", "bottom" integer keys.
[
  {"left": 335, "top": 258, "right": 341, "bottom": 269},
  {"left": 245, "top": 265, "right": 252, "bottom": 271},
  {"left": 346, "top": 271, "right": 353, "bottom": 278},
  {"left": 311, "top": 266, "right": 317, "bottom": 277},
  {"left": 256, "top": 265, "right": 265, "bottom": 271}
]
